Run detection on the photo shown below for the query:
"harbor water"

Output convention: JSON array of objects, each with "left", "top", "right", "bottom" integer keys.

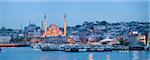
[{"left": 0, "top": 47, "right": 150, "bottom": 60}]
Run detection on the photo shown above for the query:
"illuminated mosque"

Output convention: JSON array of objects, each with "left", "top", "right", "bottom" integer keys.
[
  {"left": 41, "top": 14, "right": 73, "bottom": 44},
  {"left": 42, "top": 14, "right": 67, "bottom": 37}
]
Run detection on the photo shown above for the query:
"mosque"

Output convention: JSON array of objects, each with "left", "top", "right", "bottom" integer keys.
[
  {"left": 41, "top": 14, "right": 73, "bottom": 44},
  {"left": 42, "top": 14, "right": 66, "bottom": 37}
]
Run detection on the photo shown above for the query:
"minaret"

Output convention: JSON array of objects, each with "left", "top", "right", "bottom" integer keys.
[
  {"left": 64, "top": 14, "right": 67, "bottom": 36},
  {"left": 29, "top": 20, "right": 31, "bottom": 25},
  {"left": 41, "top": 20, "right": 43, "bottom": 30},
  {"left": 20, "top": 22, "right": 23, "bottom": 31},
  {"left": 44, "top": 13, "right": 47, "bottom": 36}
]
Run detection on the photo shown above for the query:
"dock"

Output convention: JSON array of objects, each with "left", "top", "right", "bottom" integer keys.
[
  {"left": 31, "top": 43, "right": 150, "bottom": 52},
  {"left": 0, "top": 44, "right": 30, "bottom": 47}
]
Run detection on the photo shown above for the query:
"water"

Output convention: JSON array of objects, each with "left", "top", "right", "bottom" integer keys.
[{"left": 0, "top": 47, "right": 150, "bottom": 60}]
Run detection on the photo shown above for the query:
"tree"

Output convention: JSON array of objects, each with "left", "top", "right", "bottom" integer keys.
[
  {"left": 75, "top": 25, "right": 82, "bottom": 28},
  {"left": 119, "top": 38, "right": 130, "bottom": 46},
  {"left": 119, "top": 38, "right": 125, "bottom": 45},
  {"left": 7, "top": 28, "right": 14, "bottom": 31},
  {"left": 100, "top": 21, "right": 108, "bottom": 26}
]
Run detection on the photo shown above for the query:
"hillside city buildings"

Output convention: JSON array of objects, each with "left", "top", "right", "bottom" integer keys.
[{"left": 0, "top": 14, "right": 149, "bottom": 46}]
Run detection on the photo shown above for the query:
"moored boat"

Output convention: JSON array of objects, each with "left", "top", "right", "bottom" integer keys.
[
  {"left": 129, "top": 45, "right": 144, "bottom": 50},
  {"left": 65, "top": 48, "right": 78, "bottom": 52},
  {"left": 32, "top": 44, "right": 42, "bottom": 51},
  {"left": 96, "top": 48, "right": 104, "bottom": 52},
  {"left": 41, "top": 44, "right": 60, "bottom": 51},
  {"left": 104, "top": 45, "right": 113, "bottom": 51},
  {"left": 119, "top": 50, "right": 130, "bottom": 53},
  {"left": 78, "top": 48, "right": 87, "bottom": 52}
]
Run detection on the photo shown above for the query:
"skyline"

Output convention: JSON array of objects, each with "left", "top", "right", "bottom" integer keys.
[{"left": 0, "top": 0, "right": 149, "bottom": 29}]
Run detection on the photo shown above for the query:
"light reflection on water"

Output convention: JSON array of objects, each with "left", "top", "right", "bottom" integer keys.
[
  {"left": 89, "top": 53, "right": 94, "bottom": 60},
  {"left": 0, "top": 47, "right": 149, "bottom": 60},
  {"left": 132, "top": 51, "right": 139, "bottom": 60},
  {"left": 106, "top": 54, "right": 110, "bottom": 60}
]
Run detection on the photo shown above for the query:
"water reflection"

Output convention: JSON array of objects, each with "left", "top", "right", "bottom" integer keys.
[
  {"left": 130, "top": 51, "right": 150, "bottom": 60},
  {"left": 89, "top": 53, "right": 94, "bottom": 60},
  {"left": 106, "top": 54, "right": 110, "bottom": 60},
  {"left": 132, "top": 51, "right": 139, "bottom": 60},
  {"left": 0, "top": 47, "right": 149, "bottom": 60},
  {"left": 88, "top": 52, "right": 111, "bottom": 60}
]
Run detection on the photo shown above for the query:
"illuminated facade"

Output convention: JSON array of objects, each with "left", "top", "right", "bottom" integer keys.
[
  {"left": 46, "top": 24, "right": 63, "bottom": 36},
  {"left": 42, "top": 14, "right": 67, "bottom": 37},
  {"left": 41, "top": 13, "right": 72, "bottom": 44},
  {"left": 138, "top": 35, "right": 146, "bottom": 45}
]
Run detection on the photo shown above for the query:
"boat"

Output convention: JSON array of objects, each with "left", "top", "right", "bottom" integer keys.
[
  {"left": 41, "top": 44, "right": 60, "bottom": 51},
  {"left": 64, "top": 44, "right": 79, "bottom": 52},
  {"left": 58, "top": 44, "right": 66, "bottom": 51},
  {"left": 104, "top": 48, "right": 112, "bottom": 51},
  {"left": 96, "top": 48, "right": 104, "bottom": 52},
  {"left": 78, "top": 48, "right": 87, "bottom": 52},
  {"left": 94, "top": 45, "right": 104, "bottom": 52},
  {"left": 41, "top": 46, "right": 53, "bottom": 51},
  {"left": 65, "top": 48, "right": 78, "bottom": 52},
  {"left": 41, "top": 46, "right": 58, "bottom": 51},
  {"left": 104, "top": 45, "right": 113, "bottom": 51},
  {"left": 32, "top": 44, "right": 42, "bottom": 51},
  {"left": 65, "top": 48, "right": 71, "bottom": 52},
  {"left": 129, "top": 45, "right": 144, "bottom": 50},
  {"left": 113, "top": 45, "right": 129, "bottom": 50}
]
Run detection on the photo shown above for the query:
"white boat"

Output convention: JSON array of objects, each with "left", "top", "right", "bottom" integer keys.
[
  {"left": 32, "top": 44, "right": 42, "bottom": 51},
  {"left": 58, "top": 44, "right": 65, "bottom": 51},
  {"left": 96, "top": 48, "right": 104, "bottom": 52},
  {"left": 119, "top": 50, "right": 130, "bottom": 53},
  {"left": 78, "top": 48, "right": 87, "bottom": 52}
]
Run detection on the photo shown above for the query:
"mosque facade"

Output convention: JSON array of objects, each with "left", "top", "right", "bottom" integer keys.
[{"left": 41, "top": 14, "right": 73, "bottom": 44}]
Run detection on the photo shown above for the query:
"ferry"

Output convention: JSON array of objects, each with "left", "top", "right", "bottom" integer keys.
[
  {"left": 65, "top": 44, "right": 88, "bottom": 52},
  {"left": 64, "top": 45, "right": 78, "bottom": 52},
  {"left": 78, "top": 44, "right": 89, "bottom": 52},
  {"left": 41, "top": 44, "right": 60, "bottom": 51},
  {"left": 94, "top": 45, "right": 104, "bottom": 52},
  {"left": 78, "top": 48, "right": 87, "bottom": 52},
  {"left": 96, "top": 47, "right": 104, "bottom": 52},
  {"left": 103, "top": 45, "right": 113, "bottom": 51},
  {"left": 129, "top": 45, "right": 144, "bottom": 50},
  {"left": 32, "top": 44, "right": 42, "bottom": 51},
  {"left": 64, "top": 44, "right": 78, "bottom": 52}
]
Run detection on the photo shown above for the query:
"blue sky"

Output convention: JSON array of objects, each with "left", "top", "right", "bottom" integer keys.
[{"left": 0, "top": 0, "right": 149, "bottom": 29}]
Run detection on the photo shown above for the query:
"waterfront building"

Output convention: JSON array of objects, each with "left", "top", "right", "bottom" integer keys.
[
  {"left": 72, "top": 36, "right": 80, "bottom": 42},
  {"left": 45, "top": 36, "right": 69, "bottom": 44},
  {"left": 44, "top": 24, "right": 64, "bottom": 36},
  {"left": 0, "top": 35, "right": 11, "bottom": 44},
  {"left": 138, "top": 35, "right": 146, "bottom": 45},
  {"left": 42, "top": 14, "right": 66, "bottom": 37},
  {"left": 0, "top": 27, "right": 23, "bottom": 40},
  {"left": 24, "top": 24, "right": 41, "bottom": 38},
  {"left": 41, "top": 14, "right": 70, "bottom": 44},
  {"left": 126, "top": 35, "right": 146, "bottom": 46},
  {"left": 66, "top": 27, "right": 76, "bottom": 36}
]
